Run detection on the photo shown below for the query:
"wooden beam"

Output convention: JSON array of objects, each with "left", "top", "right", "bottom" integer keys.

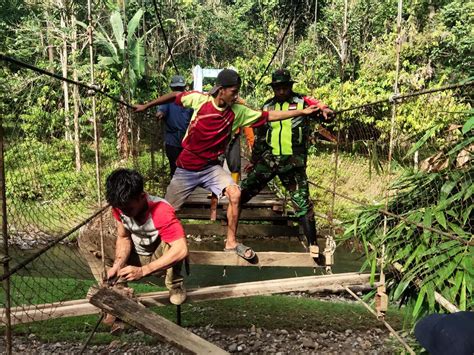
[
  {"left": 182, "top": 223, "right": 301, "bottom": 237},
  {"left": 177, "top": 208, "right": 299, "bottom": 221},
  {"left": 182, "top": 198, "right": 283, "bottom": 208},
  {"left": 2, "top": 272, "right": 372, "bottom": 325},
  {"left": 188, "top": 251, "right": 316, "bottom": 267},
  {"left": 87, "top": 286, "right": 228, "bottom": 355}
]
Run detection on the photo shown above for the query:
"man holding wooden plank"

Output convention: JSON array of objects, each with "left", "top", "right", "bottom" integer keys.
[{"left": 79, "top": 168, "right": 188, "bottom": 305}]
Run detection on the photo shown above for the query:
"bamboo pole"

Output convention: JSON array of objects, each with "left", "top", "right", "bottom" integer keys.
[
  {"left": 377, "top": 0, "right": 404, "bottom": 319},
  {"left": 345, "top": 287, "right": 415, "bottom": 355},
  {"left": 392, "top": 262, "right": 460, "bottom": 313},
  {"left": 87, "top": 0, "right": 106, "bottom": 277}
]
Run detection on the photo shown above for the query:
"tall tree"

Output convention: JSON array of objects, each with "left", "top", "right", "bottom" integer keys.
[
  {"left": 71, "top": 12, "right": 81, "bottom": 171},
  {"left": 57, "top": 0, "right": 71, "bottom": 141}
]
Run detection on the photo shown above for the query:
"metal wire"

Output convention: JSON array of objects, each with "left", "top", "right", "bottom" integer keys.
[
  {"left": 0, "top": 53, "right": 134, "bottom": 108},
  {"left": 151, "top": 0, "right": 180, "bottom": 75}
]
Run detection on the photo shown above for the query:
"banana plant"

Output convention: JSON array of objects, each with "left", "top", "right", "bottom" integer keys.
[{"left": 94, "top": 8, "right": 145, "bottom": 94}]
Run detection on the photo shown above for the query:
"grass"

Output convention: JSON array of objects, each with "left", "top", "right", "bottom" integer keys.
[
  {"left": 2, "top": 276, "right": 165, "bottom": 306},
  {"left": 306, "top": 149, "right": 401, "bottom": 223},
  {"left": 7, "top": 295, "right": 405, "bottom": 344}
]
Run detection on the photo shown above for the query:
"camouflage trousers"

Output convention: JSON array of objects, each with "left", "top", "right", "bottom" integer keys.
[{"left": 240, "top": 152, "right": 314, "bottom": 219}]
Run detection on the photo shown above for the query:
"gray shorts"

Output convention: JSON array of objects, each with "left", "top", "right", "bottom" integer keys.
[{"left": 164, "top": 165, "right": 237, "bottom": 210}]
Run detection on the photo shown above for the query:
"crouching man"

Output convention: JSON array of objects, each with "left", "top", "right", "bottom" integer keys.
[{"left": 79, "top": 168, "right": 188, "bottom": 305}]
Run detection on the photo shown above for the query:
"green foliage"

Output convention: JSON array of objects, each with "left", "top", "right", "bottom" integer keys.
[{"left": 343, "top": 125, "right": 474, "bottom": 319}]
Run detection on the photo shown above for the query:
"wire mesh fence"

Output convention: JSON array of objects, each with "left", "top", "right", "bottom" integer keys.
[
  {"left": 1, "top": 4, "right": 473, "bottom": 353},
  {"left": 0, "top": 63, "right": 169, "bottom": 333}
]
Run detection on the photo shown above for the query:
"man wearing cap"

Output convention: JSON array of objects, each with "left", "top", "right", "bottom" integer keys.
[
  {"left": 240, "top": 69, "right": 333, "bottom": 260},
  {"left": 134, "top": 69, "right": 321, "bottom": 260},
  {"left": 156, "top": 75, "right": 193, "bottom": 176}
]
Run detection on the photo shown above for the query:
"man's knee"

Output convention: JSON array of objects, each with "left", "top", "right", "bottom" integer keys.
[{"left": 225, "top": 185, "right": 241, "bottom": 204}]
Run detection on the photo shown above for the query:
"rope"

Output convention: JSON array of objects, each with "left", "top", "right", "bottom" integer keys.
[
  {"left": 0, "top": 53, "right": 134, "bottom": 108},
  {"left": 334, "top": 81, "right": 474, "bottom": 114},
  {"left": 151, "top": 0, "right": 180, "bottom": 75},
  {"left": 344, "top": 286, "right": 416, "bottom": 355}
]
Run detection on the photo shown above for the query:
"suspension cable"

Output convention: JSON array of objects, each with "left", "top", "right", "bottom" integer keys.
[
  {"left": 307, "top": 181, "right": 473, "bottom": 246},
  {"left": 0, "top": 205, "right": 109, "bottom": 281},
  {"left": 0, "top": 53, "right": 134, "bottom": 108},
  {"left": 252, "top": 2, "right": 300, "bottom": 90},
  {"left": 333, "top": 80, "right": 474, "bottom": 115},
  {"left": 151, "top": 0, "right": 180, "bottom": 75}
]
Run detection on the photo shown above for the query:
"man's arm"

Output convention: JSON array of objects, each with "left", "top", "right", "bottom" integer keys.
[
  {"left": 267, "top": 105, "right": 320, "bottom": 121},
  {"left": 118, "top": 238, "right": 188, "bottom": 281},
  {"left": 107, "top": 222, "right": 132, "bottom": 279},
  {"left": 304, "top": 97, "right": 334, "bottom": 120},
  {"left": 134, "top": 92, "right": 179, "bottom": 113}
]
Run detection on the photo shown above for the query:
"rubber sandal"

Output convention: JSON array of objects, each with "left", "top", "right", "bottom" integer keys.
[{"left": 224, "top": 243, "right": 256, "bottom": 260}]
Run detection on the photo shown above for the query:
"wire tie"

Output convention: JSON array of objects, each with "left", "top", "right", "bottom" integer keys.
[{"left": 389, "top": 94, "right": 400, "bottom": 103}]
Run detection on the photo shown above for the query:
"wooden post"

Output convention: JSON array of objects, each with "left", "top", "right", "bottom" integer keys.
[
  {"left": 0, "top": 108, "right": 12, "bottom": 353},
  {"left": 87, "top": 286, "right": 228, "bottom": 354}
]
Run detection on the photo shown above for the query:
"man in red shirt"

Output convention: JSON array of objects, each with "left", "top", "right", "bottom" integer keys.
[
  {"left": 79, "top": 169, "right": 188, "bottom": 305},
  {"left": 134, "top": 69, "right": 320, "bottom": 260}
]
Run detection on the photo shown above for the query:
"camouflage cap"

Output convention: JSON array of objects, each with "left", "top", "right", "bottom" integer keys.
[{"left": 269, "top": 69, "right": 295, "bottom": 86}]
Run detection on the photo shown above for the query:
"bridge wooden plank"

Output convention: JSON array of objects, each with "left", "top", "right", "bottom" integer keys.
[
  {"left": 182, "top": 223, "right": 301, "bottom": 237},
  {"left": 188, "top": 251, "right": 315, "bottom": 267},
  {"left": 87, "top": 286, "right": 228, "bottom": 355},
  {"left": 177, "top": 208, "right": 297, "bottom": 221}
]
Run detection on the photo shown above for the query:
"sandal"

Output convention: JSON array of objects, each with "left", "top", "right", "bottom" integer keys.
[{"left": 224, "top": 243, "right": 256, "bottom": 260}]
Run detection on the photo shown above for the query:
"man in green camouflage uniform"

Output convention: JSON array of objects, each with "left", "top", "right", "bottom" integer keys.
[{"left": 240, "top": 69, "right": 333, "bottom": 258}]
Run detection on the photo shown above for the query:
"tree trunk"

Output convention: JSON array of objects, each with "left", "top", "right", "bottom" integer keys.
[
  {"left": 71, "top": 13, "right": 81, "bottom": 171},
  {"left": 44, "top": 3, "right": 54, "bottom": 69},
  {"left": 340, "top": 0, "right": 349, "bottom": 71},
  {"left": 58, "top": 0, "right": 71, "bottom": 141},
  {"left": 117, "top": 96, "right": 130, "bottom": 160}
]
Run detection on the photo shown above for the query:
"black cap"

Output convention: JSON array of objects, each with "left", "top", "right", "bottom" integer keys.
[
  {"left": 269, "top": 68, "right": 295, "bottom": 86},
  {"left": 415, "top": 312, "right": 474, "bottom": 355},
  {"left": 170, "top": 75, "right": 186, "bottom": 88},
  {"left": 209, "top": 69, "right": 241, "bottom": 95}
]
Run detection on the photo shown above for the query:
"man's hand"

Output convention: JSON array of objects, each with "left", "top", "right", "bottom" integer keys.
[
  {"left": 134, "top": 104, "right": 148, "bottom": 113},
  {"left": 321, "top": 107, "right": 334, "bottom": 120},
  {"left": 118, "top": 265, "right": 145, "bottom": 281},
  {"left": 156, "top": 111, "right": 165, "bottom": 120},
  {"left": 107, "top": 264, "right": 121, "bottom": 280},
  {"left": 302, "top": 105, "right": 321, "bottom": 116}
]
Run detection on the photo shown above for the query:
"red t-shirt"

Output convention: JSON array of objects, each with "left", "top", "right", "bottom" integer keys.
[
  {"left": 174, "top": 91, "right": 269, "bottom": 171},
  {"left": 112, "top": 195, "right": 185, "bottom": 256}
]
